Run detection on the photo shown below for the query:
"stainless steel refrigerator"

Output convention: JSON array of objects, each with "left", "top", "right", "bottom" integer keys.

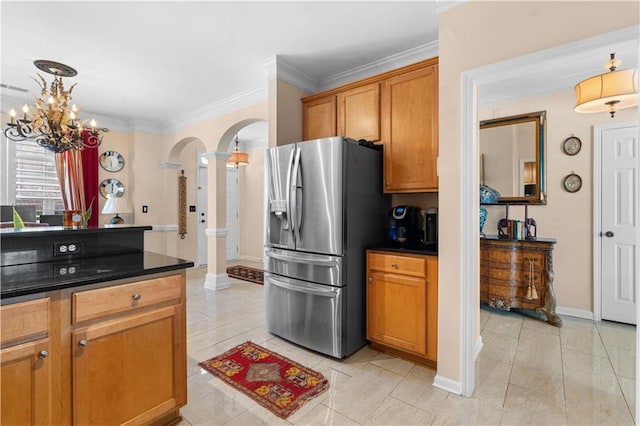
[{"left": 264, "top": 136, "right": 389, "bottom": 358}]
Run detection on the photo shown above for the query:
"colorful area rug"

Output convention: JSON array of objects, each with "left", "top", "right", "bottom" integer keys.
[
  {"left": 226, "top": 265, "right": 264, "bottom": 285},
  {"left": 198, "top": 341, "right": 328, "bottom": 419}
]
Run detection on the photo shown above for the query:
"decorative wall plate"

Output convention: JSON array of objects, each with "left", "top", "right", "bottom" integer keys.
[
  {"left": 99, "top": 151, "right": 125, "bottom": 172},
  {"left": 99, "top": 178, "right": 125, "bottom": 198},
  {"left": 562, "top": 173, "right": 582, "bottom": 193},
  {"left": 562, "top": 136, "right": 582, "bottom": 156}
]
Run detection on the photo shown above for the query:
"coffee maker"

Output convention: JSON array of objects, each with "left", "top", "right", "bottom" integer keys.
[
  {"left": 425, "top": 207, "right": 438, "bottom": 243},
  {"left": 387, "top": 206, "right": 424, "bottom": 247}
]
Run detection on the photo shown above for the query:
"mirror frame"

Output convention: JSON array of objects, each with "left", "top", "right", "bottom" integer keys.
[{"left": 480, "top": 110, "right": 547, "bottom": 205}]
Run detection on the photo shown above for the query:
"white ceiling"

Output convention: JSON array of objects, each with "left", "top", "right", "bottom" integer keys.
[
  {"left": 1, "top": 1, "right": 439, "bottom": 133},
  {"left": 1, "top": 2, "right": 638, "bottom": 136}
]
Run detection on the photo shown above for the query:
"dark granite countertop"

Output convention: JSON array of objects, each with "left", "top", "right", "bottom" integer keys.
[
  {"left": 369, "top": 242, "right": 438, "bottom": 256},
  {"left": 482, "top": 234, "right": 557, "bottom": 244},
  {"left": 1, "top": 251, "right": 194, "bottom": 299}
]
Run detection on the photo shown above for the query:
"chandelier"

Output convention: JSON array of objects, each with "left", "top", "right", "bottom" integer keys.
[
  {"left": 574, "top": 53, "right": 638, "bottom": 118},
  {"left": 226, "top": 135, "right": 249, "bottom": 167},
  {"left": 3, "top": 60, "right": 107, "bottom": 153}
]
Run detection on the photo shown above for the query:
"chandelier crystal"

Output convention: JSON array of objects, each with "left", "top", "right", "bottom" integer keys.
[{"left": 4, "top": 60, "right": 107, "bottom": 152}]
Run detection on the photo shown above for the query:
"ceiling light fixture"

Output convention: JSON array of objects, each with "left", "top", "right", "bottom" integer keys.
[
  {"left": 574, "top": 53, "right": 638, "bottom": 118},
  {"left": 226, "top": 135, "right": 249, "bottom": 168},
  {"left": 3, "top": 59, "right": 107, "bottom": 152}
]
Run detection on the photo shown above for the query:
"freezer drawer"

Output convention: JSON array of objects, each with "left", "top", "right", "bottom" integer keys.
[
  {"left": 264, "top": 272, "right": 343, "bottom": 358},
  {"left": 265, "top": 247, "right": 343, "bottom": 287}
]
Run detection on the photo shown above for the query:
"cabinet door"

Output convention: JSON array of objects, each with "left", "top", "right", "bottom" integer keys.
[
  {"left": 303, "top": 95, "right": 336, "bottom": 141},
  {"left": 382, "top": 64, "right": 438, "bottom": 192},
  {"left": 425, "top": 257, "right": 438, "bottom": 362},
  {"left": 367, "top": 271, "right": 426, "bottom": 355},
  {"left": 1, "top": 338, "right": 51, "bottom": 426},
  {"left": 337, "top": 83, "right": 381, "bottom": 142},
  {"left": 72, "top": 305, "right": 185, "bottom": 425}
]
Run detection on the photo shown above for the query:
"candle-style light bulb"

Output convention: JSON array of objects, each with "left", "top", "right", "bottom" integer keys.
[
  {"left": 48, "top": 96, "right": 54, "bottom": 105},
  {"left": 9, "top": 109, "right": 16, "bottom": 124},
  {"left": 21, "top": 104, "right": 29, "bottom": 120},
  {"left": 69, "top": 111, "right": 76, "bottom": 120},
  {"left": 71, "top": 104, "right": 78, "bottom": 113},
  {"left": 90, "top": 118, "right": 96, "bottom": 131}
]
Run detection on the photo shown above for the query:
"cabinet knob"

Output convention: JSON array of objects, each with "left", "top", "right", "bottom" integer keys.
[
  {"left": 368, "top": 276, "right": 373, "bottom": 282},
  {"left": 391, "top": 262, "right": 397, "bottom": 268},
  {"left": 132, "top": 293, "right": 141, "bottom": 301},
  {"left": 78, "top": 340, "right": 88, "bottom": 347},
  {"left": 38, "top": 350, "right": 49, "bottom": 359}
]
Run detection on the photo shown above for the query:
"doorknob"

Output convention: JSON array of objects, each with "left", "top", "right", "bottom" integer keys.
[
  {"left": 601, "top": 231, "right": 614, "bottom": 238},
  {"left": 201, "top": 220, "right": 206, "bottom": 223}
]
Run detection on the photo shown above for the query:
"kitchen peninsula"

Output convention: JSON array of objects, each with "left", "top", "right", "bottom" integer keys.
[{"left": 1, "top": 225, "right": 193, "bottom": 425}]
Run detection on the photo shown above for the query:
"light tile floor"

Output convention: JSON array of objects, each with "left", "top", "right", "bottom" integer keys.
[{"left": 179, "top": 266, "right": 636, "bottom": 425}]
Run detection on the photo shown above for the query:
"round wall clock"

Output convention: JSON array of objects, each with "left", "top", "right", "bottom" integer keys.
[
  {"left": 562, "top": 136, "right": 582, "bottom": 156},
  {"left": 562, "top": 173, "right": 582, "bottom": 193},
  {"left": 99, "top": 178, "right": 125, "bottom": 198},
  {"left": 99, "top": 151, "right": 125, "bottom": 172}
]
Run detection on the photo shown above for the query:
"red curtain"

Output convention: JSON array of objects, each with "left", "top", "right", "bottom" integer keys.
[{"left": 81, "top": 132, "right": 99, "bottom": 227}]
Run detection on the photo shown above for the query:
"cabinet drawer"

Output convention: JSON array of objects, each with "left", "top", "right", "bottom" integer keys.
[
  {"left": 488, "top": 249, "right": 544, "bottom": 268},
  {"left": 368, "top": 253, "right": 426, "bottom": 277},
  {"left": 1, "top": 298, "right": 49, "bottom": 345},
  {"left": 73, "top": 275, "right": 182, "bottom": 324}
]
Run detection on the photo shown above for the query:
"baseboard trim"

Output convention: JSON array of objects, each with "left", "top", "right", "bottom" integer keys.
[
  {"left": 239, "top": 255, "right": 263, "bottom": 264},
  {"left": 474, "top": 336, "right": 483, "bottom": 361},
  {"left": 556, "top": 306, "right": 594, "bottom": 320},
  {"left": 433, "top": 374, "right": 461, "bottom": 395},
  {"left": 204, "top": 273, "right": 230, "bottom": 291}
]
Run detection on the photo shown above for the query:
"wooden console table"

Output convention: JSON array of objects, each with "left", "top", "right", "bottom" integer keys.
[{"left": 480, "top": 236, "right": 562, "bottom": 326}]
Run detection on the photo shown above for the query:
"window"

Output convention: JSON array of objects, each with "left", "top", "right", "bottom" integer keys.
[{"left": 14, "top": 140, "right": 63, "bottom": 214}]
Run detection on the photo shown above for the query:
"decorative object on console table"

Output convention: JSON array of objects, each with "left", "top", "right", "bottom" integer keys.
[
  {"left": 524, "top": 204, "right": 537, "bottom": 240},
  {"left": 480, "top": 237, "right": 561, "bottom": 326},
  {"left": 497, "top": 204, "right": 510, "bottom": 239},
  {"left": 479, "top": 183, "right": 500, "bottom": 238}
]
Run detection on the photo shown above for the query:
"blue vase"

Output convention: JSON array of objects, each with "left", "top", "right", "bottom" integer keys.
[
  {"left": 480, "top": 206, "right": 488, "bottom": 236},
  {"left": 480, "top": 184, "right": 500, "bottom": 204}
]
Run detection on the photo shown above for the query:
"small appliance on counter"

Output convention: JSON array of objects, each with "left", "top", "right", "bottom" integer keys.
[
  {"left": 387, "top": 205, "right": 424, "bottom": 247},
  {"left": 425, "top": 207, "right": 438, "bottom": 243}
]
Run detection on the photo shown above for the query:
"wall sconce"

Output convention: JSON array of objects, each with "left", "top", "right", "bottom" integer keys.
[
  {"left": 574, "top": 53, "right": 638, "bottom": 118},
  {"left": 101, "top": 197, "right": 133, "bottom": 224}
]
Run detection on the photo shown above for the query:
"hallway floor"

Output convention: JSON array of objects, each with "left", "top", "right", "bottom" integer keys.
[{"left": 178, "top": 266, "right": 636, "bottom": 425}]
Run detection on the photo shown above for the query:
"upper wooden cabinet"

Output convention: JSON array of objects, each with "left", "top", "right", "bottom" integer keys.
[
  {"left": 337, "top": 83, "right": 381, "bottom": 142},
  {"left": 301, "top": 58, "right": 439, "bottom": 193},
  {"left": 303, "top": 95, "right": 336, "bottom": 141},
  {"left": 382, "top": 63, "right": 438, "bottom": 193}
]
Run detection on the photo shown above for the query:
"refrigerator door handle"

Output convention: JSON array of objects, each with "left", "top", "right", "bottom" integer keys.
[
  {"left": 265, "top": 249, "right": 339, "bottom": 267},
  {"left": 284, "top": 148, "right": 296, "bottom": 235},
  {"left": 267, "top": 275, "right": 339, "bottom": 298},
  {"left": 291, "top": 146, "right": 302, "bottom": 244}
]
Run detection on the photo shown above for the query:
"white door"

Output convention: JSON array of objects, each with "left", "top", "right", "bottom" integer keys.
[
  {"left": 197, "top": 163, "right": 208, "bottom": 266},
  {"left": 226, "top": 168, "right": 239, "bottom": 261},
  {"left": 600, "top": 123, "right": 638, "bottom": 325}
]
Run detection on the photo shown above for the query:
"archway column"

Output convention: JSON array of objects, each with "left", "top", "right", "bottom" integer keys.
[{"left": 203, "top": 151, "right": 231, "bottom": 290}]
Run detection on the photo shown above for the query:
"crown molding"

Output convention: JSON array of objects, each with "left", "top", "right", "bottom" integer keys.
[
  {"left": 263, "top": 55, "right": 320, "bottom": 94},
  {"left": 201, "top": 151, "right": 231, "bottom": 162},
  {"left": 318, "top": 41, "right": 439, "bottom": 91},
  {"left": 160, "top": 83, "right": 268, "bottom": 135},
  {"left": 436, "top": 0, "right": 469, "bottom": 14}
]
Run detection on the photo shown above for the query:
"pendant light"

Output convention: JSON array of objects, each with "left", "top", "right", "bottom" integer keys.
[
  {"left": 226, "top": 135, "right": 249, "bottom": 168},
  {"left": 574, "top": 53, "right": 638, "bottom": 118}
]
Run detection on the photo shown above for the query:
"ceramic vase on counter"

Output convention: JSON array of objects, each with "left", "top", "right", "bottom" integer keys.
[{"left": 479, "top": 184, "right": 500, "bottom": 238}]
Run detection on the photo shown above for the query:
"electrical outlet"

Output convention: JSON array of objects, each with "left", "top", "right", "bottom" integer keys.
[{"left": 54, "top": 241, "right": 81, "bottom": 256}]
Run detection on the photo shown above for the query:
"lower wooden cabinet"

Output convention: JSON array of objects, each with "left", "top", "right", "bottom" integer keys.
[
  {"left": 366, "top": 251, "right": 438, "bottom": 364},
  {"left": 0, "top": 298, "right": 51, "bottom": 426},
  {"left": 0, "top": 272, "right": 186, "bottom": 426}
]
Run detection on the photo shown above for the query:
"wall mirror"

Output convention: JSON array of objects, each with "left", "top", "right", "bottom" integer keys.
[{"left": 479, "top": 110, "right": 546, "bottom": 205}]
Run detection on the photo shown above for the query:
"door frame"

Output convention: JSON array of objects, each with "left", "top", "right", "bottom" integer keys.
[
  {"left": 196, "top": 154, "right": 208, "bottom": 267},
  {"left": 592, "top": 121, "right": 638, "bottom": 321},
  {"left": 226, "top": 167, "right": 239, "bottom": 261}
]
